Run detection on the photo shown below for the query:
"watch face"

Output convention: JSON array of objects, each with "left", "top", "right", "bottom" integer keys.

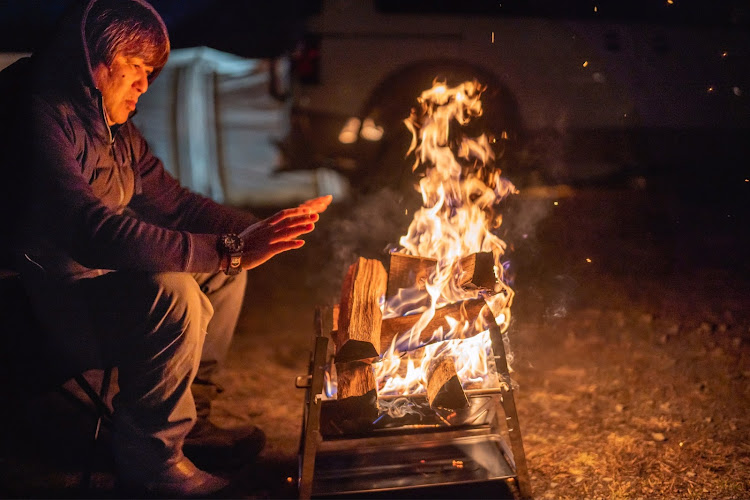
[
  {"left": 221, "top": 234, "right": 244, "bottom": 275},
  {"left": 222, "top": 234, "right": 244, "bottom": 254}
]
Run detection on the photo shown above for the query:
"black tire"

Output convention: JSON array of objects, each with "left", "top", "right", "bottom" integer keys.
[{"left": 351, "top": 59, "right": 523, "bottom": 195}]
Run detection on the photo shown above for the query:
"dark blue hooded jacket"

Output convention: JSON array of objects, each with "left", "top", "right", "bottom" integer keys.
[{"left": 0, "top": 0, "right": 256, "bottom": 281}]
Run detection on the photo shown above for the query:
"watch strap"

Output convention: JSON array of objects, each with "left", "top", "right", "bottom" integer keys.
[{"left": 218, "top": 233, "right": 244, "bottom": 275}]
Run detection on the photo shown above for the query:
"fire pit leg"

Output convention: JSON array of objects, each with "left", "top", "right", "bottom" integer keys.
[
  {"left": 489, "top": 322, "right": 533, "bottom": 500},
  {"left": 297, "top": 309, "right": 331, "bottom": 500}
]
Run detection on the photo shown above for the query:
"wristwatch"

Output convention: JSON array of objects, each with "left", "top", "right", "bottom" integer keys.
[{"left": 218, "top": 233, "right": 244, "bottom": 275}]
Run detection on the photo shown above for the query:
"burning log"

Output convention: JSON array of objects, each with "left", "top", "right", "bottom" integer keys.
[
  {"left": 426, "top": 356, "right": 469, "bottom": 410},
  {"left": 335, "top": 359, "right": 376, "bottom": 399},
  {"left": 380, "top": 283, "right": 514, "bottom": 353},
  {"left": 386, "top": 251, "right": 496, "bottom": 301},
  {"left": 381, "top": 297, "right": 486, "bottom": 351},
  {"left": 380, "top": 282, "right": 512, "bottom": 353},
  {"left": 484, "top": 281, "right": 514, "bottom": 332},
  {"left": 333, "top": 257, "right": 387, "bottom": 363},
  {"left": 328, "top": 359, "right": 379, "bottom": 432}
]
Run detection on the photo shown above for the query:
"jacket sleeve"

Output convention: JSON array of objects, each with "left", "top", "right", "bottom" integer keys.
[
  {"left": 126, "top": 123, "right": 259, "bottom": 235},
  {"left": 29, "top": 98, "right": 223, "bottom": 273}
]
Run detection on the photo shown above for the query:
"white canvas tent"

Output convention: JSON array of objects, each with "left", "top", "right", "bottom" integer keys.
[{"left": 133, "top": 46, "right": 349, "bottom": 207}]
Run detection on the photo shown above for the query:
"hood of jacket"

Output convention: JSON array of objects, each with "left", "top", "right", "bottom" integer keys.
[
  {"left": 29, "top": 0, "right": 169, "bottom": 125},
  {"left": 0, "top": 0, "right": 172, "bottom": 273}
]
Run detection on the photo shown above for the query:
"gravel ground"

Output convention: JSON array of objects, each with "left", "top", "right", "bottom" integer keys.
[{"left": 1, "top": 180, "right": 748, "bottom": 499}]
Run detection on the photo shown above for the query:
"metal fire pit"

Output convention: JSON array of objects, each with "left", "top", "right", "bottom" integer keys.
[{"left": 296, "top": 307, "right": 532, "bottom": 499}]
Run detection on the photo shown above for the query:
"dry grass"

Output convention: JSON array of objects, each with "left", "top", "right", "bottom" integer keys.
[{"left": 507, "top": 188, "right": 750, "bottom": 499}]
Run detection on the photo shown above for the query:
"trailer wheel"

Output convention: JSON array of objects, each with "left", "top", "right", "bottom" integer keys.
[{"left": 350, "top": 60, "right": 523, "bottom": 196}]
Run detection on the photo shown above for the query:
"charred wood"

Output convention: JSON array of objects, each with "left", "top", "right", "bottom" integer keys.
[
  {"left": 426, "top": 356, "right": 469, "bottom": 410},
  {"left": 319, "top": 391, "right": 378, "bottom": 436},
  {"left": 332, "top": 359, "right": 379, "bottom": 430}
]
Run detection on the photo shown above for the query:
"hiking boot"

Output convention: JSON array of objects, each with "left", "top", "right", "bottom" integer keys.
[
  {"left": 183, "top": 419, "right": 266, "bottom": 470},
  {"left": 118, "top": 456, "right": 231, "bottom": 498}
]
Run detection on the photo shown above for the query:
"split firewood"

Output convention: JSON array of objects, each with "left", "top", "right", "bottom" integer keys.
[
  {"left": 333, "top": 257, "right": 387, "bottom": 363},
  {"left": 386, "top": 251, "right": 496, "bottom": 301},
  {"left": 461, "top": 251, "right": 497, "bottom": 291},
  {"left": 331, "top": 359, "right": 379, "bottom": 429},
  {"left": 385, "top": 254, "right": 436, "bottom": 300},
  {"left": 335, "top": 359, "right": 376, "bottom": 399},
  {"left": 380, "top": 281, "right": 514, "bottom": 353},
  {"left": 482, "top": 281, "right": 514, "bottom": 332},
  {"left": 381, "top": 296, "right": 486, "bottom": 353},
  {"left": 426, "top": 356, "right": 469, "bottom": 410},
  {"left": 331, "top": 304, "right": 340, "bottom": 332}
]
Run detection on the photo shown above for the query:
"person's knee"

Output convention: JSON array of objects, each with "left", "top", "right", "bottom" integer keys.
[
  {"left": 147, "top": 272, "right": 214, "bottom": 346},
  {"left": 112, "top": 273, "right": 213, "bottom": 409}
]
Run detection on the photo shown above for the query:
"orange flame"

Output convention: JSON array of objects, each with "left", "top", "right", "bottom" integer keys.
[
  {"left": 376, "top": 79, "right": 517, "bottom": 399},
  {"left": 324, "top": 80, "right": 517, "bottom": 405}
]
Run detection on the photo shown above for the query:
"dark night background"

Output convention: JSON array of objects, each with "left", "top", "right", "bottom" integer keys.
[
  {"left": 1, "top": 1, "right": 749, "bottom": 498},
  {"left": 0, "top": 0, "right": 313, "bottom": 57},
  {"left": 2, "top": 0, "right": 748, "bottom": 55}
]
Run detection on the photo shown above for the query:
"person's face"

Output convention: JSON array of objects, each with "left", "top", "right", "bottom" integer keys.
[{"left": 92, "top": 53, "right": 153, "bottom": 126}]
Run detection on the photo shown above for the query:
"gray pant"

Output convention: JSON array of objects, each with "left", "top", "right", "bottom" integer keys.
[{"left": 21, "top": 269, "right": 247, "bottom": 480}]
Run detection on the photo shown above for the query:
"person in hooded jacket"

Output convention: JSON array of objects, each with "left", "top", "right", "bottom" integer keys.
[{"left": 0, "top": 0, "right": 331, "bottom": 496}]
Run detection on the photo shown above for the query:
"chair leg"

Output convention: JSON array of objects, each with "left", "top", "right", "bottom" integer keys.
[
  {"left": 93, "top": 367, "right": 113, "bottom": 441},
  {"left": 72, "top": 371, "right": 114, "bottom": 422},
  {"left": 73, "top": 367, "right": 114, "bottom": 491}
]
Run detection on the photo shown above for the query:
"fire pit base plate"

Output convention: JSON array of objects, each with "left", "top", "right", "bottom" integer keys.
[{"left": 310, "top": 426, "right": 517, "bottom": 498}]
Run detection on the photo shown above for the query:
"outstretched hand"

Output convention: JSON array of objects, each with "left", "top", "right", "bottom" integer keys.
[
  {"left": 298, "top": 195, "right": 333, "bottom": 214},
  {"left": 237, "top": 195, "right": 333, "bottom": 270}
]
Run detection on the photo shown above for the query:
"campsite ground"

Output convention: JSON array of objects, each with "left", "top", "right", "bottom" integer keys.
[{"left": 1, "top": 177, "right": 748, "bottom": 499}]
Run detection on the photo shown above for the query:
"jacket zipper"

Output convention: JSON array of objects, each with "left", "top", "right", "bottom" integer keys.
[{"left": 99, "top": 95, "right": 125, "bottom": 207}]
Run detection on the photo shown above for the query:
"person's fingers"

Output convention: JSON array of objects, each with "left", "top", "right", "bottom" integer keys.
[
  {"left": 274, "top": 239, "right": 305, "bottom": 251},
  {"left": 300, "top": 195, "right": 332, "bottom": 213},
  {"left": 243, "top": 239, "right": 305, "bottom": 270},
  {"left": 260, "top": 239, "right": 306, "bottom": 257},
  {"left": 269, "top": 212, "right": 318, "bottom": 228},
  {"left": 300, "top": 197, "right": 332, "bottom": 214},
  {"left": 282, "top": 213, "right": 319, "bottom": 228},
  {"left": 240, "top": 219, "right": 316, "bottom": 254},
  {"left": 270, "top": 222, "right": 315, "bottom": 243},
  {"left": 267, "top": 207, "right": 313, "bottom": 225},
  {"left": 244, "top": 198, "right": 329, "bottom": 237}
]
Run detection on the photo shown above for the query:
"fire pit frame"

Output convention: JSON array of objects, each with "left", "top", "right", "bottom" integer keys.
[{"left": 296, "top": 306, "right": 532, "bottom": 499}]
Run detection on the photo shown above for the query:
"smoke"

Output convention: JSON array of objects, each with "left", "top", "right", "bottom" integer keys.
[
  {"left": 376, "top": 396, "right": 425, "bottom": 420},
  {"left": 303, "top": 186, "right": 420, "bottom": 302}
]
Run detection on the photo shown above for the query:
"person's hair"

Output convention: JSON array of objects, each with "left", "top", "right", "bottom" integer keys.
[{"left": 84, "top": 0, "right": 170, "bottom": 81}]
